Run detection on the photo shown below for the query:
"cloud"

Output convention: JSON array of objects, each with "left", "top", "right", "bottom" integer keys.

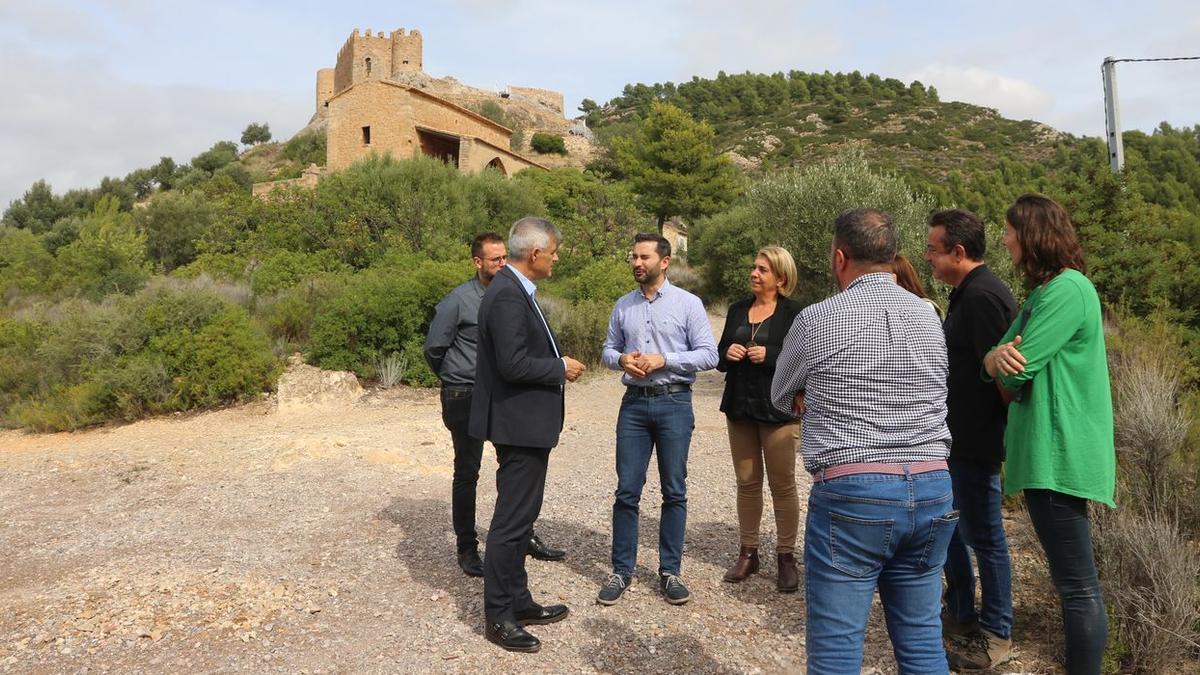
[
  {"left": 906, "top": 64, "right": 1054, "bottom": 122},
  {"left": 0, "top": 39, "right": 309, "bottom": 207},
  {"left": 667, "top": 0, "right": 842, "bottom": 79}
]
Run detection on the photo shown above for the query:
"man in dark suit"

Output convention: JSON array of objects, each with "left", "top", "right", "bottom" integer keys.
[{"left": 470, "top": 217, "right": 586, "bottom": 653}]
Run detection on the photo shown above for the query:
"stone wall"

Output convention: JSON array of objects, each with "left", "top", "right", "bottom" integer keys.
[
  {"left": 327, "top": 81, "right": 417, "bottom": 171},
  {"left": 251, "top": 164, "right": 325, "bottom": 198},
  {"left": 458, "top": 137, "right": 541, "bottom": 175},
  {"left": 508, "top": 85, "right": 565, "bottom": 115},
  {"left": 407, "top": 87, "right": 510, "bottom": 148}
]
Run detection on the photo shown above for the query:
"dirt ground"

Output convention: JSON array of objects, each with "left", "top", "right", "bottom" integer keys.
[{"left": 0, "top": 333, "right": 1071, "bottom": 673}]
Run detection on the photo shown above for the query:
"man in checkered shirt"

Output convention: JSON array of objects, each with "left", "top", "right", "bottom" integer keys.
[{"left": 771, "top": 208, "right": 955, "bottom": 674}]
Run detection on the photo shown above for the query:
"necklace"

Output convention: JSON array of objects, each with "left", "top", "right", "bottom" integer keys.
[
  {"left": 746, "top": 301, "right": 774, "bottom": 348},
  {"left": 747, "top": 319, "right": 764, "bottom": 348}
]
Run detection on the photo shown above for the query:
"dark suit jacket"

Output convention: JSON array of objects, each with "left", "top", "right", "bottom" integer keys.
[
  {"left": 716, "top": 295, "right": 803, "bottom": 423},
  {"left": 469, "top": 266, "right": 567, "bottom": 449}
]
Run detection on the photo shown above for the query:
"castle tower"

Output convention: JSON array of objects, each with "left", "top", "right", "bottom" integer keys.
[
  {"left": 333, "top": 28, "right": 393, "bottom": 93},
  {"left": 391, "top": 29, "right": 423, "bottom": 74},
  {"left": 331, "top": 28, "right": 425, "bottom": 95},
  {"left": 315, "top": 68, "right": 335, "bottom": 113}
]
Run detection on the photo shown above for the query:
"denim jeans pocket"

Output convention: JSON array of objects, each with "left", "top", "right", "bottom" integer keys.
[
  {"left": 665, "top": 391, "right": 693, "bottom": 406},
  {"left": 919, "top": 511, "right": 961, "bottom": 569},
  {"left": 829, "top": 513, "right": 894, "bottom": 577}
]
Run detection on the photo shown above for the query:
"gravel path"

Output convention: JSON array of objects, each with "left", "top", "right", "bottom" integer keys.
[{"left": 0, "top": 325, "right": 1065, "bottom": 673}]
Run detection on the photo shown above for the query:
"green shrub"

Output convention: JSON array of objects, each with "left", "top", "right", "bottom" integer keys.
[
  {"left": 1, "top": 281, "right": 278, "bottom": 430},
  {"left": 281, "top": 132, "right": 327, "bottom": 166},
  {"left": 305, "top": 155, "right": 543, "bottom": 265},
  {"left": 667, "top": 261, "right": 704, "bottom": 296},
  {"left": 150, "top": 305, "right": 278, "bottom": 408},
  {"left": 0, "top": 317, "right": 45, "bottom": 416},
  {"left": 191, "top": 141, "right": 239, "bottom": 173},
  {"left": 514, "top": 168, "right": 647, "bottom": 274},
  {"left": 134, "top": 189, "right": 215, "bottom": 271},
  {"left": 0, "top": 226, "right": 55, "bottom": 296},
  {"left": 530, "top": 133, "right": 567, "bottom": 155},
  {"left": 257, "top": 274, "right": 347, "bottom": 347},
  {"left": 306, "top": 257, "right": 466, "bottom": 380},
  {"left": 51, "top": 197, "right": 152, "bottom": 300},
  {"left": 510, "top": 127, "right": 526, "bottom": 152},
  {"left": 561, "top": 258, "right": 632, "bottom": 303},
  {"left": 690, "top": 205, "right": 762, "bottom": 302},
  {"left": 537, "top": 295, "right": 610, "bottom": 365},
  {"left": 173, "top": 253, "right": 249, "bottom": 284},
  {"left": 475, "top": 100, "right": 509, "bottom": 126},
  {"left": 248, "top": 250, "right": 349, "bottom": 295}
]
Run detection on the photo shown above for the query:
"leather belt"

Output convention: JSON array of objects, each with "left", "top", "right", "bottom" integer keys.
[
  {"left": 812, "top": 460, "right": 948, "bottom": 482},
  {"left": 626, "top": 383, "right": 691, "bottom": 397}
]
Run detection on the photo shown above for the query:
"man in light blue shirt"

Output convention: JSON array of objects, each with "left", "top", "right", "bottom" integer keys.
[{"left": 597, "top": 233, "right": 718, "bottom": 607}]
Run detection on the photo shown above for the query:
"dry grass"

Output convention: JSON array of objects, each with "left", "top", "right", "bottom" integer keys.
[
  {"left": 1093, "top": 509, "right": 1200, "bottom": 673},
  {"left": 1099, "top": 314, "right": 1200, "bottom": 672},
  {"left": 373, "top": 351, "right": 407, "bottom": 389}
]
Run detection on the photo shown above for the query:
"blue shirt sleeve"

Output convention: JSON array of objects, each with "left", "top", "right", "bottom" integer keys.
[
  {"left": 664, "top": 295, "right": 719, "bottom": 373},
  {"left": 601, "top": 302, "right": 626, "bottom": 370}
]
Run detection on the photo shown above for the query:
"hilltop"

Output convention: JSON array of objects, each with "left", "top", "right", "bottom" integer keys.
[{"left": 587, "top": 69, "right": 1070, "bottom": 184}]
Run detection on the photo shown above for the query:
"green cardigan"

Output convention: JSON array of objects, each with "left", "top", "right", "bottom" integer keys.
[{"left": 992, "top": 269, "right": 1116, "bottom": 507}]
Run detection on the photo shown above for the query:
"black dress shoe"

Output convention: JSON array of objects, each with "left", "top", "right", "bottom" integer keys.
[
  {"left": 526, "top": 533, "right": 566, "bottom": 561},
  {"left": 515, "top": 603, "right": 569, "bottom": 626},
  {"left": 485, "top": 619, "right": 540, "bottom": 653},
  {"left": 457, "top": 549, "right": 483, "bottom": 577}
]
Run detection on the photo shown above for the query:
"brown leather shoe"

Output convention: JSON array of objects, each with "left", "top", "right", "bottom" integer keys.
[
  {"left": 722, "top": 546, "right": 760, "bottom": 582},
  {"left": 777, "top": 552, "right": 799, "bottom": 593}
]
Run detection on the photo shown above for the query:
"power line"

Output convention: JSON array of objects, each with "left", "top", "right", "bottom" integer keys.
[{"left": 1106, "top": 56, "right": 1200, "bottom": 64}]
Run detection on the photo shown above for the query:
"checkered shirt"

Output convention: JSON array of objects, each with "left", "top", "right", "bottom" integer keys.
[{"left": 770, "top": 272, "right": 951, "bottom": 473}]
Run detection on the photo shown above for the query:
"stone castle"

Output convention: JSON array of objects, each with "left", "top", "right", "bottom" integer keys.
[
  {"left": 254, "top": 27, "right": 593, "bottom": 196},
  {"left": 316, "top": 27, "right": 551, "bottom": 177}
]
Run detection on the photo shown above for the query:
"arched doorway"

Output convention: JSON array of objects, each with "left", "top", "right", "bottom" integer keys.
[{"left": 486, "top": 157, "right": 507, "bottom": 176}]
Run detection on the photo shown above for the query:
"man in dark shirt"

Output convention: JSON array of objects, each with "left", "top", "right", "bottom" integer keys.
[
  {"left": 925, "top": 209, "right": 1018, "bottom": 670},
  {"left": 423, "top": 232, "right": 566, "bottom": 578}
]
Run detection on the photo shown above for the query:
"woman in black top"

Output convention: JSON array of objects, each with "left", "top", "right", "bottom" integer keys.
[{"left": 716, "top": 246, "right": 804, "bottom": 592}]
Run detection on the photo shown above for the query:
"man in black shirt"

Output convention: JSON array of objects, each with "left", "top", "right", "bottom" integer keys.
[{"left": 925, "top": 209, "right": 1018, "bottom": 670}]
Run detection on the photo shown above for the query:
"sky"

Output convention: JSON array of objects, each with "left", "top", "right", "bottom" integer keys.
[{"left": 1, "top": 0, "right": 1198, "bottom": 207}]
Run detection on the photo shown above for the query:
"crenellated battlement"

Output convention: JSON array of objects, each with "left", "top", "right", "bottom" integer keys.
[{"left": 330, "top": 27, "right": 424, "bottom": 97}]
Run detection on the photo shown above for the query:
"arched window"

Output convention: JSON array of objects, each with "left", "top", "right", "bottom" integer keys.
[{"left": 365, "top": 57, "right": 372, "bottom": 76}]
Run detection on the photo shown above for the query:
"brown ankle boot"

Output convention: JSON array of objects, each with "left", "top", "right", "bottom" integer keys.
[
  {"left": 722, "top": 546, "right": 760, "bottom": 582},
  {"left": 777, "top": 552, "right": 799, "bottom": 593}
]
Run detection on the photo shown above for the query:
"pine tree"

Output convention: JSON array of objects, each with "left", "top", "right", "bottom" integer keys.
[{"left": 613, "top": 102, "right": 740, "bottom": 232}]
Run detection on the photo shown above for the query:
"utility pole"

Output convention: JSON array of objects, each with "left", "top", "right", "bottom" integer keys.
[
  {"left": 1101, "top": 55, "right": 1199, "bottom": 174},
  {"left": 1102, "top": 57, "right": 1124, "bottom": 173}
]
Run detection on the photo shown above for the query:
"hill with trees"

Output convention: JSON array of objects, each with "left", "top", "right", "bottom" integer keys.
[{"left": 588, "top": 70, "right": 1200, "bottom": 231}]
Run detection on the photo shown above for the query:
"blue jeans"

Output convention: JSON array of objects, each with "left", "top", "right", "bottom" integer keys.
[
  {"left": 805, "top": 470, "right": 957, "bottom": 675},
  {"left": 943, "top": 459, "right": 1013, "bottom": 638},
  {"left": 611, "top": 389, "right": 694, "bottom": 576},
  {"left": 1024, "top": 489, "right": 1107, "bottom": 675}
]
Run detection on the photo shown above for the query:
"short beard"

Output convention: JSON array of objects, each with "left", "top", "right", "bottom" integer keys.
[{"left": 635, "top": 267, "right": 661, "bottom": 286}]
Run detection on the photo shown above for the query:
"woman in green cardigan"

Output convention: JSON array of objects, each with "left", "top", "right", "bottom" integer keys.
[{"left": 984, "top": 194, "right": 1115, "bottom": 675}]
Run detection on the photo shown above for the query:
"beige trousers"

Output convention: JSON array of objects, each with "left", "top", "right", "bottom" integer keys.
[{"left": 727, "top": 418, "right": 801, "bottom": 553}]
